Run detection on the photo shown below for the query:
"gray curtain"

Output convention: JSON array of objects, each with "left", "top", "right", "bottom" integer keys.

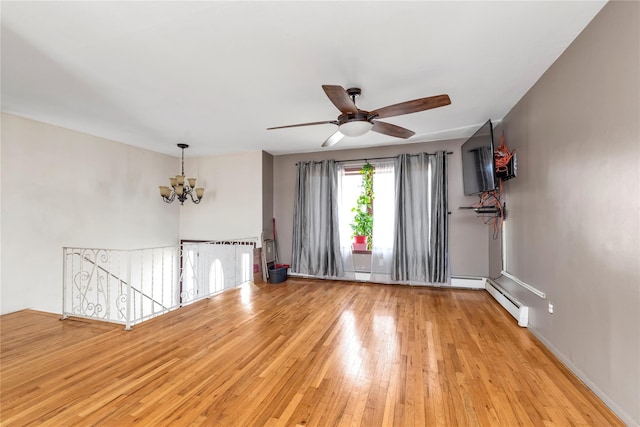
[
  {"left": 429, "top": 151, "right": 448, "bottom": 282},
  {"left": 392, "top": 151, "right": 448, "bottom": 283},
  {"left": 291, "top": 160, "right": 344, "bottom": 277}
]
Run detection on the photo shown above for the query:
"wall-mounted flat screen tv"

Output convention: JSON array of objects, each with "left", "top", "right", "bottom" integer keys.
[{"left": 461, "top": 120, "right": 496, "bottom": 196}]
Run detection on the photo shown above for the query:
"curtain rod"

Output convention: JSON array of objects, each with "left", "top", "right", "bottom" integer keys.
[{"left": 296, "top": 151, "right": 453, "bottom": 165}]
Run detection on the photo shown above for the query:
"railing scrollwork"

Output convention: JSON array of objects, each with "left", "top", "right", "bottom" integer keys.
[{"left": 62, "top": 239, "right": 256, "bottom": 329}]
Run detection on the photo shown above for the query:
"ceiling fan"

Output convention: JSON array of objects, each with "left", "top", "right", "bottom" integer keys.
[{"left": 267, "top": 85, "right": 451, "bottom": 147}]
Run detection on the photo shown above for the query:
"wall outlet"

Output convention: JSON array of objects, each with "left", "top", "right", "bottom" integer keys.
[{"left": 548, "top": 302, "right": 554, "bottom": 314}]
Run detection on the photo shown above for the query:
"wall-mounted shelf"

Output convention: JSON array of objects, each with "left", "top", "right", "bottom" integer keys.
[{"left": 459, "top": 205, "right": 504, "bottom": 217}]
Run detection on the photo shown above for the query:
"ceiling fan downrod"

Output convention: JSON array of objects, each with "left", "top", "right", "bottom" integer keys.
[{"left": 346, "top": 87, "right": 361, "bottom": 107}]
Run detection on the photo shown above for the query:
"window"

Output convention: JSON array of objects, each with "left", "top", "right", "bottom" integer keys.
[
  {"left": 338, "top": 161, "right": 395, "bottom": 255},
  {"left": 339, "top": 164, "right": 373, "bottom": 253},
  {"left": 341, "top": 166, "right": 371, "bottom": 252}
]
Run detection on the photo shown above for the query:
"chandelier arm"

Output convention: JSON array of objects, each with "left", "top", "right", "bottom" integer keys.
[
  {"left": 162, "top": 191, "right": 176, "bottom": 203},
  {"left": 188, "top": 191, "right": 202, "bottom": 204}
]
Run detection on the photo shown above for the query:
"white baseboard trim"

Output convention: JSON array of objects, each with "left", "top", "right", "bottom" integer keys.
[
  {"left": 485, "top": 278, "right": 528, "bottom": 327},
  {"left": 450, "top": 276, "right": 486, "bottom": 289},
  {"left": 354, "top": 272, "right": 371, "bottom": 281},
  {"left": 528, "top": 326, "right": 639, "bottom": 427},
  {"left": 290, "top": 273, "right": 488, "bottom": 288}
]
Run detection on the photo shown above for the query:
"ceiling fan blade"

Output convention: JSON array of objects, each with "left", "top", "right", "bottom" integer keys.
[
  {"left": 322, "top": 85, "right": 358, "bottom": 114},
  {"left": 371, "top": 121, "right": 415, "bottom": 139},
  {"left": 267, "top": 120, "right": 338, "bottom": 130},
  {"left": 322, "top": 130, "right": 344, "bottom": 148},
  {"left": 370, "top": 94, "right": 451, "bottom": 119}
]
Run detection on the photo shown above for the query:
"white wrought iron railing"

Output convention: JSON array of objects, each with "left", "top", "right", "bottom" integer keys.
[{"left": 62, "top": 240, "right": 256, "bottom": 329}]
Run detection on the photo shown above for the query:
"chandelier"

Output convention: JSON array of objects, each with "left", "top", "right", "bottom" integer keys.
[{"left": 158, "top": 143, "right": 204, "bottom": 205}]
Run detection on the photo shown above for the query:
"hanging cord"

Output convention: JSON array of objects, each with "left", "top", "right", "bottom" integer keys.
[
  {"left": 494, "top": 133, "right": 516, "bottom": 174},
  {"left": 473, "top": 174, "right": 504, "bottom": 239}
]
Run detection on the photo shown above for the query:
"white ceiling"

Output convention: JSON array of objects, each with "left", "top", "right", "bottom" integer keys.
[{"left": 1, "top": 1, "right": 607, "bottom": 157}]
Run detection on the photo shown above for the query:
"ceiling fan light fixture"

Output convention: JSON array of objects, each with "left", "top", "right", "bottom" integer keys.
[{"left": 339, "top": 120, "right": 373, "bottom": 137}]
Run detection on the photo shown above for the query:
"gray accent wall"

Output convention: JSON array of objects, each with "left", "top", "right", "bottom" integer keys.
[
  {"left": 496, "top": 2, "right": 639, "bottom": 424},
  {"left": 273, "top": 139, "right": 493, "bottom": 278},
  {"left": 262, "top": 151, "right": 274, "bottom": 240}
]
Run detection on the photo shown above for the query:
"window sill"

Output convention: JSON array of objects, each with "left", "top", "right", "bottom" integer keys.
[{"left": 352, "top": 250, "right": 372, "bottom": 255}]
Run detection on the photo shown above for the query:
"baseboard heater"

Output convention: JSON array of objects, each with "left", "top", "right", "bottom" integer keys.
[{"left": 485, "top": 279, "right": 528, "bottom": 327}]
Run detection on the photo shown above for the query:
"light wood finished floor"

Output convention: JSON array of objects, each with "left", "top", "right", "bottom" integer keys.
[{"left": 1, "top": 279, "right": 622, "bottom": 426}]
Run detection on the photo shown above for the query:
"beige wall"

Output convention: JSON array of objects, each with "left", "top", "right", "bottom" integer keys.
[
  {"left": 1, "top": 113, "right": 180, "bottom": 314},
  {"left": 497, "top": 2, "right": 639, "bottom": 424},
  {"left": 180, "top": 151, "right": 263, "bottom": 242},
  {"left": 0, "top": 115, "right": 267, "bottom": 315},
  {"left": 273, "top": 138, "right": 492, "bottom": 277}
]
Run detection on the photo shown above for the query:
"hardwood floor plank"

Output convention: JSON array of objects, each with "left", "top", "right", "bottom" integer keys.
[{"left": 0, "top": 279, "right": 624, "bottom": 426}]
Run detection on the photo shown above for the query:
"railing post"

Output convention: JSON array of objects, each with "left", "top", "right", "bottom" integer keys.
[
  {"left": 125, "top": 251, "right": 132, "bottom": 330},
  {"left": 106, "top": 249, "right": 112, "bottom": 320},
  {"left": 151, "top": 249, "right": 155, "bottom": 316},
  {"left": 61, "top": 247, "right": 68, "bottom": 320}
]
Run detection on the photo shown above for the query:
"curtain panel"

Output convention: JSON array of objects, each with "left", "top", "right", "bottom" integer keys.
[
  {"left": 336, "top": 162, "right": 356, "bottom": 280},
  {"left": 369, "top": 160, "right": 396, "bottom": 283},
  {"left": 428, "top": 151, "right": 448, "bottom": 282},
  {"left": 291, "top": 160, "right": 344, "bottom": 277},
  {"left": 392, "top": 151, "right": 449, "bottom": 283}
]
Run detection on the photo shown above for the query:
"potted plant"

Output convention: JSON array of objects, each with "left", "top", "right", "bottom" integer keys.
[{"left": 350, "top": 163, "right": 374, "bottom": 251}]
